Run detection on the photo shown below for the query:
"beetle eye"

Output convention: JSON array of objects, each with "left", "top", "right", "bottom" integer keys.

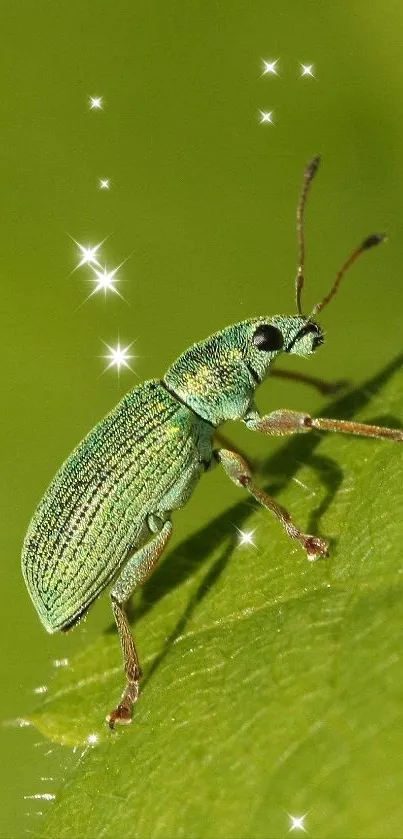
[
  {"left": 252, "top": 324, "right": 284, "bottom": 351},
  {"left": 311, "top": 329, "right": 324, "bottom": 349}
]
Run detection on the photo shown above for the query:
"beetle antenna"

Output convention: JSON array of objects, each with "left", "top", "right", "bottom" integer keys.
[
  {"left": 295, "top": 154, "right": 321, "bottom": 317},
  {"left": 310, "top": 233, "right": 386, "bottom": 317}
]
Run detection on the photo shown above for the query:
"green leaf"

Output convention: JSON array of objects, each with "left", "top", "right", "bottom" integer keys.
[{"left": 31, "top": 356, "right": 403, "bottom": 839}]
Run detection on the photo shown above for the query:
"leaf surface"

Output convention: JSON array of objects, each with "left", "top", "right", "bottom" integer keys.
[{"left": 31, "top": 356, "right": 403, "bottom": 839}]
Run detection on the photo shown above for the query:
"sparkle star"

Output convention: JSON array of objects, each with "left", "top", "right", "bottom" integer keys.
[
  {"left": 261, "top": 58, "right": 279, "bottom": 76},
  {"left": 259, "top": 110, "right": 274, "bottom": 124},
  {"left": 70, "top": 237, "right": 108, "bottom": 270},
  {"left": 88, "top": 264, "right": 125, "bottom": 300},
  {"left": 102, "top": 340, "right": 134, "bottom": 376},
  {"left": 299, "top": 63, "right": 315, "bottom": 78},
  {"left": 288, "top": 814, "right": 308, "bottom": 833},
  {"left": 99, "top": 179, "right": 110, "bottom": 190},
  {"left": 89, "top": 96, "right": 103, "bottom": 110},
  {"left": 235, "top": 527, "right": 257, "bottom": 548}
]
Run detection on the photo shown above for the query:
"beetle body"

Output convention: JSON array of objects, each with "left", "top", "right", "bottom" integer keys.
[
  {"left": 22, "top": 157, "right": 403, "bottom": 727},
  {"left": 22, "top": 379, "right": 213, "bottom": 633},
  {"left": 22, "top": 316, "right": 314, "bottom": 633}
]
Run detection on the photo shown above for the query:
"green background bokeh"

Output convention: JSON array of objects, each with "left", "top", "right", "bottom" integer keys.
[{"left": 2, "top": 1, "right": 403, "bottom": 836}]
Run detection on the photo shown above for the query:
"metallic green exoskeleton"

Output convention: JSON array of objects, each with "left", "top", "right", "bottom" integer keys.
[{"left": 21, "top": 157, "right": 403, "bottom": 727}]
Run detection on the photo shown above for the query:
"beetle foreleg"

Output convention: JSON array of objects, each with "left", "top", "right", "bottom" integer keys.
[
  {"left": 107, "top": 518, "right": 173, "bottom": 729},
  {"left": 216, "top": 448, "right": 328, "bottom": 560},
  {"left": 245, "top": 408, "right": 403, "bottom": 442}
]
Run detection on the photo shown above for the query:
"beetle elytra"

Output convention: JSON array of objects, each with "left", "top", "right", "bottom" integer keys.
[{"left": 22, "top": 156, "right": 403, "bottom": 727}]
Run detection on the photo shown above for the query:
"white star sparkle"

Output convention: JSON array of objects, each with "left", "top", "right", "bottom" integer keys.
[
  {"left": 70, "top": 237, "right": 107, "bottom": 270},
  {"left": 99, "top": 179, "right": 110, "bottom": 190},
  {"left": 261, "top": 59, "right": 279, "bottom": 76},
  {"left": 299, "top": 63, "right": 315, "bottom": 78},
  {"left": 87, "top": 732, "right": 99, "bottom": 746},
  {"left": 288, "top": 814, "right": 308, "bottom": 833},
  {"left": 89, "top": 96, "right": 103, "bottom": 110},
  {"left": 259, "top": 110, "right": 274, "bottom": 125},
  {"left": 88, "top": 264, "right": 125, "bottom": 301},
  {"left": 102, "top": 340, "right": 134, "bottom": 376},
  {"left": 235, "top": 527, "right": 257, "bottom": 548}
]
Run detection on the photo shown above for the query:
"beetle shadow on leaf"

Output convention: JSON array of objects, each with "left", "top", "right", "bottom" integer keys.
[
  {"left": 109, "top": 353, "right": 403, "bottom": 677},
  {"left": 141, "top": 538, "right": 235, "bottom": 690}
]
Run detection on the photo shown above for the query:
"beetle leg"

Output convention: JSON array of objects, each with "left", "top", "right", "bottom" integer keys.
[
  {"left": 213, "top": 430, "right": 251, "bottom": 464},
  {"left": 270, "top": 368, "right": 348, "bottom": 396},
  {"left": 216, "top": 448, "right": 328, "bottom": 560},
  {"left": 107, "top": 519, "right": 173, "bottom": 729},
  {"left": 244, "top": 407, "right": 403, "bottom": 442}
]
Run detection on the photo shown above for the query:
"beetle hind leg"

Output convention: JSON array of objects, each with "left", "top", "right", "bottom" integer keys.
[
  {"left": 107, "top": 518, "right": 173, "bottom": 728},
  {"left": 107, "top": 598, "right": 143, "bottom": 727}
]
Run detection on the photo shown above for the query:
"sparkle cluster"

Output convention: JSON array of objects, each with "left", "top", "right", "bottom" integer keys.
[
  {"left": 70, "top": 235, "right": 133, "bottom": 373},
  {"left": 259, "top": 57, "right": 316, "bottom": 126},
  {"left": 68, "top": 99, "right": 135, "bottom": 375},
  {"left": 71, "top": 63, "right": 316, "bottom": 380}
]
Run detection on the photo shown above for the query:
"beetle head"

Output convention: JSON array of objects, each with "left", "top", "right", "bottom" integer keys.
[
  {"left": 164, "top": 156, "right": 384, "bottom": 428},
  {"left": 163, "top": 315, "right": 323, "bottom": 426}
]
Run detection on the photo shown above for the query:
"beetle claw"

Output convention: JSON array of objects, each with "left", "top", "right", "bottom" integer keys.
[
  {"left": 106, "top": 701, "right": 134, "bottom": 729},
  {"left": 106, "top": 679, "right": 140, "bottom": 728},
  {"left": 303, "top": 534, "right": 329, "bottom": 561}
]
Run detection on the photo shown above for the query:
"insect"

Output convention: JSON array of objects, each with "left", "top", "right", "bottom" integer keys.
[{"left": 22, "top": 156, "right": 403, "bottom": 728}]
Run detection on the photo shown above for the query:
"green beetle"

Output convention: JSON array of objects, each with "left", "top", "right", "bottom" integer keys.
[{"left": 22, "top": 157, "right": 403, "bottom": 727}]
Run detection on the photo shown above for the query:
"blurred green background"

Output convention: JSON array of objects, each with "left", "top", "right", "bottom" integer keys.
[{"left": 2, "top": 1, "right": 403, "bottom": 836}]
